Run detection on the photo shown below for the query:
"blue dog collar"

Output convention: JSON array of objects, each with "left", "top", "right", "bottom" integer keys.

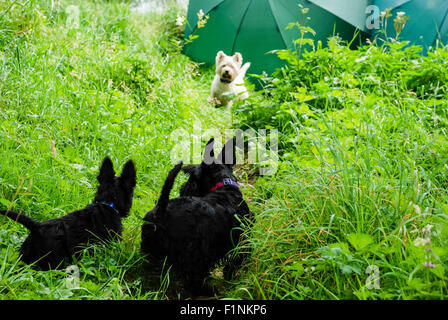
[{"left": 98, "top": 201, "right": 120, "bottom": 215}]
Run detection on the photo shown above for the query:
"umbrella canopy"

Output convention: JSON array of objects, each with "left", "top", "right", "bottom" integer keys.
[
  {"left": 183, "top": 0, "right": 366, "bottom": 80},
  {"left": 375, "top": 0, "right": 410, "bottom": 8},
  {"left": 373, "top": 0, "right": 448, "bottom": 49},
  {"left": 307, "top": 0, "right": 374, "bottom": 32}
]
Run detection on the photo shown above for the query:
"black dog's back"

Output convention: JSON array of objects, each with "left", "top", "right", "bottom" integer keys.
[
  {"left": 141, "top": 139, "right": 253, "bottom": 294},
  {"left": 142, "top": 194, "right": 235, "bottom": 262},
  {"left": 1, "top": 205, "right": 124, "bottom": 270}
]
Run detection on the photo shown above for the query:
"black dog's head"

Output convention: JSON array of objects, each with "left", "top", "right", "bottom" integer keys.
[
  {"left": 94, "top": 157, "right": 137, "bottom": 217},
  {"left": 180, "top": 138, "right": 237, "bottom": 197}
]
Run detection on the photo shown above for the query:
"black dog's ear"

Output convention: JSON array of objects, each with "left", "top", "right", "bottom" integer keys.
[
  {"left": 98, "top": 157, "right": 115, "bottom": 183},
  {"left": 202, "top": 138, "right": 215, "bottom": 165},
  {"left": 217, "top": 138, "right": 236, "bottom": 167},
  {"left": 120, "top": 160, "right": 136, "bottom": 188}
]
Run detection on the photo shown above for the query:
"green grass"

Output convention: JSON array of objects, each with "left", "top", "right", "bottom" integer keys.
[
  {"left": 231, "top": 18, "right": 448, "bottom": 299},
  {"left": 1, "top": 0, "right": 448, "bottom": 300},
  {"left": 0, "top": 0, "right": 227, "bottom": 299}
]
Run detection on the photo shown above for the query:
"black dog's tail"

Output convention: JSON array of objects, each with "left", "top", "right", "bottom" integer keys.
[
  {"left": 155, "top": 161, "right": 183, "bottom": 216},
  {"left": 0, "top": 210, "right": 40, "bottom": 232}
]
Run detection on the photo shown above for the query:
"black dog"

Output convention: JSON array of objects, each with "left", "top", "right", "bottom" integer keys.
[
  {"left": 141, "top": 138, "right": 253, "bottom": 294},
  {"left": 0, "top": 157, "right": 136, "bottom": 270}
]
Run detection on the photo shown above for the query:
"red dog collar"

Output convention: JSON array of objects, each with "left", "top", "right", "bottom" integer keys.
[{"left": 210, "top": 178, "right": 239, "bottom": 191}]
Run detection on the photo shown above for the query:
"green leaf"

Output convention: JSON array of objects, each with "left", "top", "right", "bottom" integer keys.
[
  {"left": 0, "top": 198, "right": 12, "bottom": 208},
  {"left": 347, "top": 233, "right": 374, "bottom": 251},
  {"left": 339, "top": 263, "right": 361, "bottom": 275},
  {"left": 282, "top": 262, "right": 305, "bottom": 277},
  {"left": 328, "top": 242, "right": 351, "bottom": 254}
]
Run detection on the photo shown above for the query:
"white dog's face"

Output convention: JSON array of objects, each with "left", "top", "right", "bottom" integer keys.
[{"left": 215, "top": 51, "right": 243, "bottom": 82}]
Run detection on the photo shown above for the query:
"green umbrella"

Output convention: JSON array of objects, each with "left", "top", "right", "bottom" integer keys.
[
  {"left": 183, "top": 0, "right": 366, "bottom": 80},
  {"left": 307, "top": 0, "right": 374, "bottom": 32},
  {"left": 373, "top": 0, "right": 448, "bottom": 49},
  {"left": 375, "top": 0, "right": 410, "bottom": 8}
]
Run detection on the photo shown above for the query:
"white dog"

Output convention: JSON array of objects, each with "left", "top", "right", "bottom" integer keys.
[{"left": 210, "top": 51, "right": 251, "bottom": 107}]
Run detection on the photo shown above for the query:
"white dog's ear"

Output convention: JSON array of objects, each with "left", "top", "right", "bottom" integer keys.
[
  {"left": 233, "top": 52, "right": 243, "bottom": 67},
  {"left": 216, "top": 51, "right": 226, "bottom": 64}
]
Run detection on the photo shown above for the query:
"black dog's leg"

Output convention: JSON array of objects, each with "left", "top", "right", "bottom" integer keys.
[
  {"left": 186, "top": 274, "right": 214, "bottom": 297},
  {"left": 182, "top": 264, "right": 214, "bottom": 297},
  {"left": 223, "top": 225, "right": 252, "bottom": 280}
]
